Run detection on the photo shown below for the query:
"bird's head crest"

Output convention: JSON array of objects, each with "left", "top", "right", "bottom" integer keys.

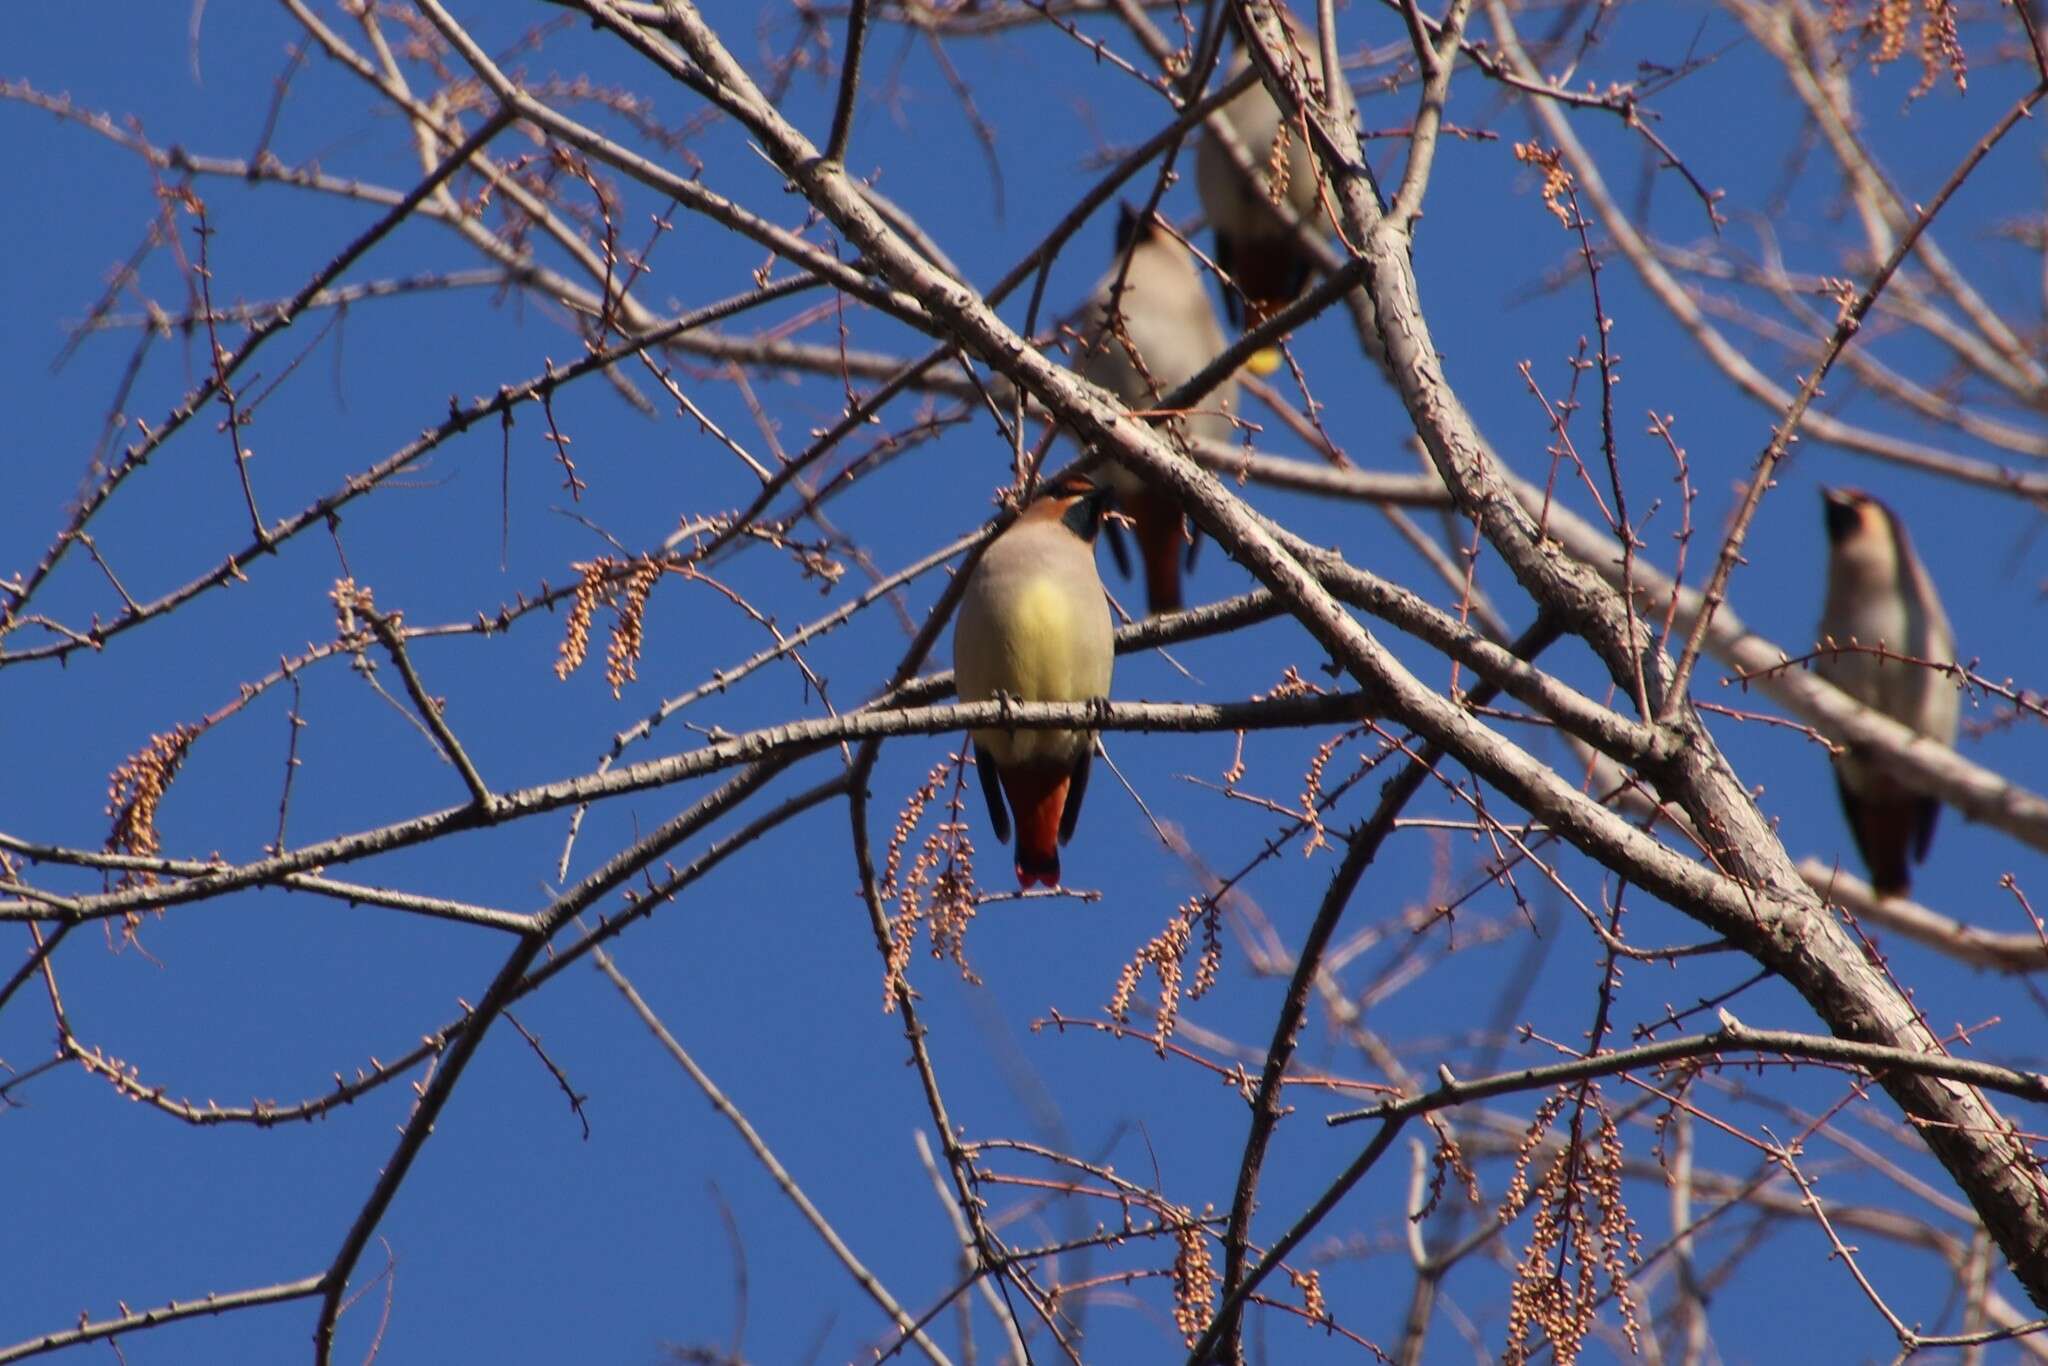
[
  {"left": 1820, "top": 486, "right": 1889, "bottom": 546},
  {"left": 1032, "top": 471, "right": 1109, "bottom": 542}
]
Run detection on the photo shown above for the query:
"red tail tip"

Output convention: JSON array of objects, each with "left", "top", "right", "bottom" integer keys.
[
  {"left": 1015, "top": 858, "right": 1061, "bottom": 890},
  {"left": 1001, "top": 767, "right": 1069, "bottom": 891}
]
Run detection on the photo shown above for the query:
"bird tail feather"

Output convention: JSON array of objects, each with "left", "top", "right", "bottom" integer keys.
[
  {"left": 1233, "top": 243, "right": 1312, "bottom": 337},
  {"left": 1836, "top": 770, "right": 1918, "bottom": 897},
  {"left": 1000, "top": 766, "right": 1070, "bottom": 889},
  {"left": 1131, "top": 488, "right": 1186, "bottom": 616}
]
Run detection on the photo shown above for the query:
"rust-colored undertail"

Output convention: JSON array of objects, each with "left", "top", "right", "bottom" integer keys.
[
  {"left": 1129, "top": 486, "right": 1188, "bottom": 616},
  {"left": 998, "top": 763, "right": 1073, "bottom": 889}
]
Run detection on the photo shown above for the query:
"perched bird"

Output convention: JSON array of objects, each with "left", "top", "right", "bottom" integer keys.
[
  {"left": 1814, "top": 486, "right": 1959, "bottom": 896},
  {"left": 954, "top": 473, "right": 1116, "bottom": 888},
  {"left": 1072, "top": 205, "right": 1237, "bottom": 616},
  {"left": 1194, "top": 3, "right": 1354, "bottom": 365}
]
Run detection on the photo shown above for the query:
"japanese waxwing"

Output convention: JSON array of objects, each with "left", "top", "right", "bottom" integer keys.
[
  {"left": 1815, "top": 486, "right": 1960, "bottom": 896},
  {"left": 953, "top": 473, "right": 1116, "bottom": 889},
  {"left": 1072, "top": 205, "right": 1237, "bottom": 616},
  {"left": 1194, "top": 2, "right": 1354, "bottom": 370}
]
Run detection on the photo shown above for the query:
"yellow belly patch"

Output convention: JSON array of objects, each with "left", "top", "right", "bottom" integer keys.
[{"left": 1008, "top": 580, "right": 1085, "bottom": 701}]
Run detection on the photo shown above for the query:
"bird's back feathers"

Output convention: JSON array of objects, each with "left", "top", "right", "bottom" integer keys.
[
  {"left": 1194, "top": 7, "right": 1355, "bottom": 329},
  {"left": 1073, "top": 214, "right": 1235, "bottom": 451},
  {"left": 1071, "top": 212, "right": 1233, "bottom": 615}
]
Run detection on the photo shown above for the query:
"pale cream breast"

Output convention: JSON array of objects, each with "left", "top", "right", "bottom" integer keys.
[
  {"left": 954, "top": 520, "right": 1114, "bottom": 768},
  {"left": 1816, "top": 498, "right": 1958, "bottom": 753}
]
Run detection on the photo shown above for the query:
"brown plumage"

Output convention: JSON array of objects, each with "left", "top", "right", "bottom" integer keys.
[
  {"left": 1814, "top": 486, "right": 1959, "bottom": 896},
  {"left": 1071, "top": 206, "right": 1236, "bottom": 615},
  {"left": 1194, "top": 4, "right": 1356, "bottom": 341}
]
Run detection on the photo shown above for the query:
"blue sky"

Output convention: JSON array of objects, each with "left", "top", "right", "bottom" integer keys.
[{"left": 5, "top": 2, "right": 2047, "bottom": 1362}]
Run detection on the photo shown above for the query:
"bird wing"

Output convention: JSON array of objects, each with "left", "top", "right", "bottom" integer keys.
[{"left": 1889, "top": 517, "right": 1960, "bottom": 748}]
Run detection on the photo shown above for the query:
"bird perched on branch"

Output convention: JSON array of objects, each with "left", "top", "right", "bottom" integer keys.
[
  {"left": 1195, "top": 2, "right": 1355, "bottom": 371},
  {"left": 1814, "top": 486, "right": 1959, "bottom": 897},
  {"left": 1072, "top": 205, "right": 1236, "bottom": 616},
  {"left": 954, "top": 473, "right": 1115, "bottom": 888}
]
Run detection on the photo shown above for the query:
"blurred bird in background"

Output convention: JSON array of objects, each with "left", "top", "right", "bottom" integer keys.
[
  {"left": 1071, "top": 205, "right": 1237, "bottom": 616},
  {"left": 1814, "top": 486, "right": 1959, "bottom": 896},
  {"left": 1195, "top": 1, "right": 1356, "bottom": 374}
]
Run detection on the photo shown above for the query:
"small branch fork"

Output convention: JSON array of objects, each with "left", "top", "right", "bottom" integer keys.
[{"left": 361, "top": 607, "right": 499, "bottom": 811}]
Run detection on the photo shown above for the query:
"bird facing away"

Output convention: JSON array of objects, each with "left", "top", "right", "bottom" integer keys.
[
  {"left": 1072, "top": 205, "right": 1237, "bottom": 616},
  {"left": 1194, "top": 4, "right": 1354, "bottom": 356},
  {"left": 953, "top": 473, "right": 1116, "bottom": 888},
  {"left": 1814, "top": 486, "right": 1959, "bottom": 896}
]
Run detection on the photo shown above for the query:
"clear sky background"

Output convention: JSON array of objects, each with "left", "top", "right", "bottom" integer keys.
[{"left": 5, "top": 2, "right": 2048, "bottom": 1363}]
